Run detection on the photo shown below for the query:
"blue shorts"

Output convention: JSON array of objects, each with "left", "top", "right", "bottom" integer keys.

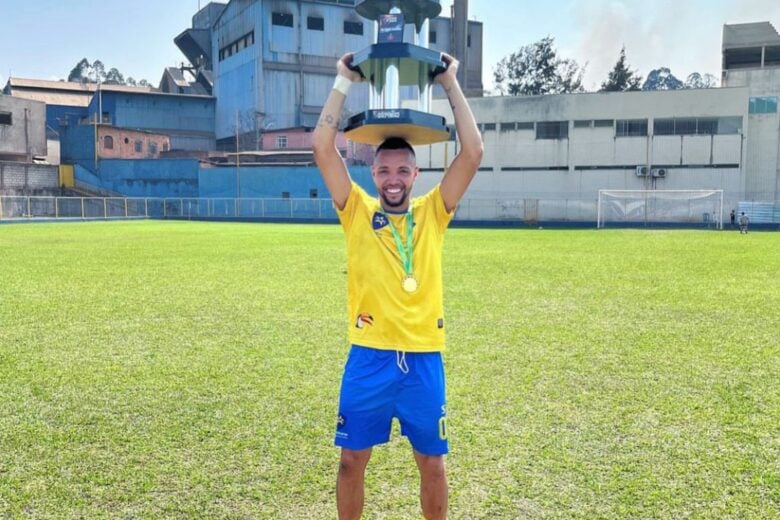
[{"left": 335, "top": 345, "right": 448, "bottom": 456}]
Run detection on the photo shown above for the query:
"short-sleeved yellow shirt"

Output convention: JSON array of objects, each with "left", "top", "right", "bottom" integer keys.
[{"left": 337, "top": 182, "right": 454, "bottom": 352}]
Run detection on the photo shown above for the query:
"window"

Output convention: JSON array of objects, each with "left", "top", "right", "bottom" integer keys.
[
  {"left": 162, "top": 142, "right": 170, "bottom": 152},
  {"left": 134, "top": 140, "right": 143, "bottom": 153},
  {"left": 717, "top": 117, "right": 742, "bottom": 134},
  {"left": 124, "top": 137, "right": 129, "bottom": 144},
  {"left": 344, "top": 20, "right": 363, "bottom": 35},
  {"left": 282, "top": 191, "right": 291, "bottom": 199},
  {"left": 272, "top": 12, "right": 293, "bottom": 27},
  {"left": 103, "top": 135, "right": 114, "bottom": 149},
  {"left": 467, "top": 34, "right": 471, "bottom": 47},
  {"left": 594, "top": 119, "right": 614, "bottom": 128},
  {"left": 499, "top": 122, "right": 515, "bottom": 132},
  {"left": 516, "top": 122, "right": 534, "bottom": 130},
  {"left": 307, "top": 16, "right": 324, "bottom": 31},
  {"left": 536, "top": 121, "right": 568, "bottom": 140},
  {"left": 573, "top": 120, "right": 591, "bottom": 128},
  {"left": 616, "top": 119, "right": 647, "bottom": 137},
  {"left": 219, "top": 31, "right": 255, "bottom": 61},
  {"left": 310, "top": 189, "right": 318, "bottom": 198},
  {"left": 696, "top": 118, "right": 718, "bottom": 135},
  {"left": 149, "top": 142, "right": 158, "bottom": 155},
  {"left": 653, "top": 119, "right": 675, "bottom": 136},
  {"left": 429, "top": 30, "right": 437, "bottom": 44},
  {"left": 749, "top": 96, "right": 778, "bottom": 114},
  {"left": 482, "top": 123, "right": 496, "bottom": 131},
  {"left": 0, "top": 112, "right": 11, "bottom": 125},
  {"left": 276, "top": 135, "right": 288, "bottom": 149},
  {"left": 674, "top": 118, "right": 696, "bottom": 135}
]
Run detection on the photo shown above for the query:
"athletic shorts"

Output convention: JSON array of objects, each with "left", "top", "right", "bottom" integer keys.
[{"left": 334, "top": 345, "right": 448, "bottom": 456}]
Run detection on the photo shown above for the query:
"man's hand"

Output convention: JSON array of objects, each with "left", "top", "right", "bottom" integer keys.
[
  {"left": 434, "top": 52, "right": 459, "bottom": 88},
  {"left": 337, "top": 53, "right": 363, "bottom": 83}
]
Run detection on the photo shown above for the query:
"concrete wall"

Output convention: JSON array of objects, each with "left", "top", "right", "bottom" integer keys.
[
  {"left": 0, "top": 96, "right": 47, "bottom": 159},
  {"left": 0, "top": 161, "right": 59, "bottom": 191}
]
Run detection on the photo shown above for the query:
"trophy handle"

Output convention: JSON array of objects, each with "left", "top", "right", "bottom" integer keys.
[{"left": 429, "top": 52, "right": 447, "bottom": 80}]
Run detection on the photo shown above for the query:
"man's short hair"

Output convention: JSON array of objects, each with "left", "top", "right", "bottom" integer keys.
[{"left": 376, "top": 137, "right": 415, "bottom": 158}]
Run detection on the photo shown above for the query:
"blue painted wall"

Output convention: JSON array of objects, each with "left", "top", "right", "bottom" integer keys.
[
  {"left": 59, "top": 125, "right": 96, "bottom": 164},
  {"left": 74, "top": 159, "right": 200, "bottom": 197},
  {"left": 87, "top": 91, "right": 216, "bottom": 150},
  {"left": 47, "top": 104, "right": 88, "bottom": 129},
  {"left": 198, "top": 165, "right": 374, "bottom": 199}
]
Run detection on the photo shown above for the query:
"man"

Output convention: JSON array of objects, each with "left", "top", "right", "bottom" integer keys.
[
  {"left": 312, "top": 52, "right": 482, "bottom": 520},
  {"left": 730, "top": 209, "right": 736, "bottom": 228},
  {"left": 739, "top": 211, "right": 750, "bottom": 234}
]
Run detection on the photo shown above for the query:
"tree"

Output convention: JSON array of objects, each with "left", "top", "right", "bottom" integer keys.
[
  {"left": 600, "top": 47, "right": 642, "bottom": 92},
  {"left": 104, "top": 68, "right": 125, "bottom": 85},
  {"left": 91, "top": 60, "right": 106, "bottom": 83},
  {"left": 67, "top": 58, "right": 91, "bottom": 82},
  {"left": 64, "top": 58, "right": 149, "bottom": 87},
  {"left": 493, "top": 37, "right": 585, "bottom": 96},
  {"left": 684, "top": 72, "right": 718, "bottom": 89},
  {"left": 641, "top": 68, "right": 684, "bottom": 91}
]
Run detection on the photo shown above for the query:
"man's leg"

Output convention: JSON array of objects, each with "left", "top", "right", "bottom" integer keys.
[
  {"left": 337, "top": 447, "right": 372, "bottom": 520},
  {"left": 414, "top": 450, "right": 447, "bottom": 520}
]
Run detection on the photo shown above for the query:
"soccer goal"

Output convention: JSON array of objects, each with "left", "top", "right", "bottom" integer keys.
[{"left": 597, "top": 189, "right": 724, "bottom": 229}]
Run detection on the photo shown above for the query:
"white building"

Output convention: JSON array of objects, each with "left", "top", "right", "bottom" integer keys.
[{"left": 415, "top": 22, "right": 780, "bottom": 224}]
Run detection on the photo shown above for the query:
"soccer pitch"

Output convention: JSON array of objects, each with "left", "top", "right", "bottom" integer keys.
[{"left": 1, "top": 221, "right": 778, "bottom": 518}]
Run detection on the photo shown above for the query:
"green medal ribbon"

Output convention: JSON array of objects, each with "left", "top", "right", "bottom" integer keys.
[{"left": 380, "top": 206, "right": 414, "bottom": 277}]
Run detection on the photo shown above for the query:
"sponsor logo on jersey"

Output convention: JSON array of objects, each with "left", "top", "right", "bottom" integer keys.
[
  {"left": 355, "top": 313, "right": 374, "bottom": 328},
  {"left": 372, "top": 212, "right": 388, "bottom": 230}
]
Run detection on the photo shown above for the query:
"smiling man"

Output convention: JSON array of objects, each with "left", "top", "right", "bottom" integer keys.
[{"left": 313, "top": 52, "right": 482, "bottom": 520}]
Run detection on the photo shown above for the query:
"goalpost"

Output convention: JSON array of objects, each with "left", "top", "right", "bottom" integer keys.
[{"left": 597, "top": 189, "right": 724, "bottom": 229}]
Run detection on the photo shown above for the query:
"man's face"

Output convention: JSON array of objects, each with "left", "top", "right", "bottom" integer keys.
[{"left": 372, "top": 148, "right": 418, "bottom": 211}]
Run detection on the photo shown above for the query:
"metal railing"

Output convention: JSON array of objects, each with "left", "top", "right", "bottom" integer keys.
[{"left": 4, "top": 195, "right": 774, "bottom": 225}]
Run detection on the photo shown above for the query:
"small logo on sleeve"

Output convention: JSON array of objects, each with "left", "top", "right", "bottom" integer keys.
[{"left": 437, "top": 318, "right": 444, "bottom": 329}]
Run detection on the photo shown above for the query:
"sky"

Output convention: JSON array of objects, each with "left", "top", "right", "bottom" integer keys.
[{"left": 1, "top": 0, "right": 779, "bottom": 93}]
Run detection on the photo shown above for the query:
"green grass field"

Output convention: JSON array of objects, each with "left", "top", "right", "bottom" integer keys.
[{"left": 1, "top": 221, "right": 778, "bottom": 518}]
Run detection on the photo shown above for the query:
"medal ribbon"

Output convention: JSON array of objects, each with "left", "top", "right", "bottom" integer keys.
[{"left": 380, "top": 206, "right": 414, "bottom": 276}]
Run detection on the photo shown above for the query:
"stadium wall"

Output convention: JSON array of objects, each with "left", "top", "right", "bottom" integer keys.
[
  {"left": 198, "top": 165, "right": 374, "bottom": 199},
  {"left": 74, "top": 159, "right": 199, "bottom": 198}
]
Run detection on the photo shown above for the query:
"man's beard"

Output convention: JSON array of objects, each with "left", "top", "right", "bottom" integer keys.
[{"left": 380, "top": 188, "right": 409, "bottom": 208}]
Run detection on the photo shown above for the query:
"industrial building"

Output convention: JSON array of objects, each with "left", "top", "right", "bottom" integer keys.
[{"left": 191, "top": 0, "right": 482, "bottom": 149}]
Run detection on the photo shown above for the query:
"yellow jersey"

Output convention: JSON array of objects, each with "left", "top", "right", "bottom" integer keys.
[{"left": 337, "top": 182, "right": 454, "bottom": 352}]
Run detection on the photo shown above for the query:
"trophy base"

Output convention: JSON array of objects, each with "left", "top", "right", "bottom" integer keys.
[{"left": 345, "top": 109, "right": 451, "bottom": 145}]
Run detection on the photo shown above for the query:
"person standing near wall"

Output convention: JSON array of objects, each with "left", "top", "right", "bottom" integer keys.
[
  {"left": 739, "top": 211, "right": 750, "bottom": 234},
  {"left": 312, "top": 52, "right": 483, "bottom": 520}
]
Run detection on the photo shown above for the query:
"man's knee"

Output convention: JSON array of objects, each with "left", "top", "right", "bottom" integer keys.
[
  {"left": 339, "top": 448, "right": 371, "bottom": 477},
  {"left": 415, "top": 453, "right": 446, "bottom": 480}
]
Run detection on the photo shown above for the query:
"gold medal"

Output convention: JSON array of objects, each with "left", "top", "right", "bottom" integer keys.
[{"left": 403, "top": 274, "right": 418, "bottom": 293}]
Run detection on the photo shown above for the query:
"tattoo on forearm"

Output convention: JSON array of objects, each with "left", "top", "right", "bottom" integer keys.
[
  {"left": 445, "top": 85, "right": 456, "bottom": 111},
  {"left": 317, "top": 113, "right": 339, "bottom": 129}
]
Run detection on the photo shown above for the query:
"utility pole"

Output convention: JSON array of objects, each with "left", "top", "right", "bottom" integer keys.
[{"left": 236, "top": 110, "right": 241, "bottom": 216}]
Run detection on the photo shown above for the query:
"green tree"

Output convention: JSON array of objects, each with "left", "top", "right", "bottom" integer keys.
[
  {"left": 600, "top": 47, "right": 642, "bottom": 92},
  {"left": 493, "top": 37, "right": 585, "bottom": 96}
]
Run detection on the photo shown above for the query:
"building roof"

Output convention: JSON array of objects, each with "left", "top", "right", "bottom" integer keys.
[
  {"left": 6, "top": 77, "right": 156, "bottom": 94},
  {"left": 164, "top": 67, "right": 191, "bottom": 88},
  {"left": 723, "top": 22, "right": 780, "bottom": 48}
]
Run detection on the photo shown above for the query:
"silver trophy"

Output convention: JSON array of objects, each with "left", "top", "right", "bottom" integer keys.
[{"left": 345, "top": 0, "right": 450, "bottom": 145}]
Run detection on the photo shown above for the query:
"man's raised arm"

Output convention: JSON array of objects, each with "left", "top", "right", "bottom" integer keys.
[
  {"left": 312, "top": 54, "right": 362, "bottom": 210},
  {"left": 436, "top": 53, "right": 484, "bottom": 213}
]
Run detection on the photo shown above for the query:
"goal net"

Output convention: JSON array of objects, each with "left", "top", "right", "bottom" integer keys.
[{"left": 597, "top": 190, "right": 724, "bottom": 229}]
